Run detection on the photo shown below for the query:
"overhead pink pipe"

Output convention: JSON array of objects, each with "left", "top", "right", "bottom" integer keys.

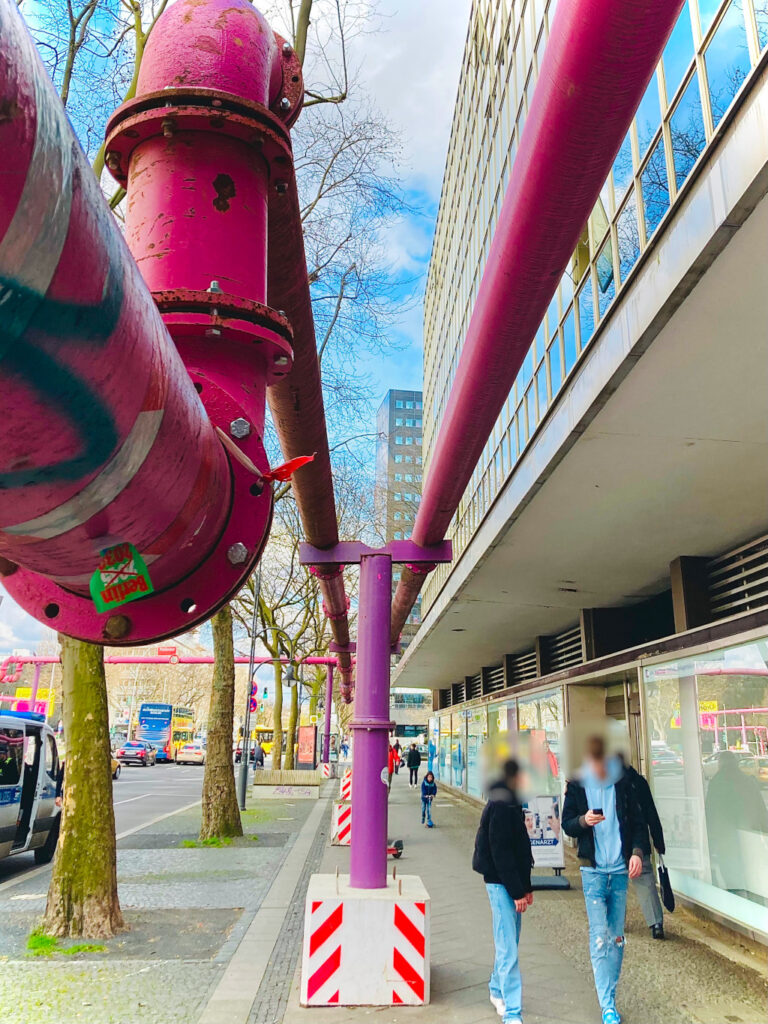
[
  {"left": 391, "top": 0, "right": 685, "bottom": 643},
  {"left": 266, "top": 169, "right": 355, "bottom": 700}
]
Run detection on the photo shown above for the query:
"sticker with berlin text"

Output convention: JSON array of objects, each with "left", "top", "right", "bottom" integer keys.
[{"left": 90, "top": 542, "right": 154, "bottom": 613}]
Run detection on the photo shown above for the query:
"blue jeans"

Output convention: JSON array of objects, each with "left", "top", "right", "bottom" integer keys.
[
  {"left": 486, "top": 884, "right": 522, "bottom": 1022},
  {"left": 421, "top": 797, "right": 433, "bottom": 824},
  {"left": 581, "top": 869, "right": 628, "bottom": 1014}
]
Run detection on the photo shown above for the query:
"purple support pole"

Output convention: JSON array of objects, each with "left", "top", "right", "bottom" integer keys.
[
  {"left": 30, "top": 663, "right": 41, "bottom": 711},
  {"left": 349, "top": 553, "right": 392, "bottom": 890},
  {"left": 322, "top": 664, "right": 334, "bottom": 764}
]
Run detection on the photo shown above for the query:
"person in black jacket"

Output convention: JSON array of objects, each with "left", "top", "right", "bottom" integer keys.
[
  {"left": 562, "top": 737, "right": 648, "bottom": 1024},
  {"left": 620, "top": 756, "right": 666, "bottom": 938},
  {"left": 472, "top": 759, "right": 533, "bottom": 1024},
  {"left": 406, "top": 743, "right": 422, "bottom": 788}
]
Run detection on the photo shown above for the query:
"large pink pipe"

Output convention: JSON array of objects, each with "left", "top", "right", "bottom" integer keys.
[{"left": 391, "top": 0, "right": 685, "bottom": 642}]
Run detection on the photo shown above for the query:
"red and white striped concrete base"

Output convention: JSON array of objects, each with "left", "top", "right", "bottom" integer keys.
[
  {"left": 321, "top": 762, "right": 332, "bottom": 778},
  {"left": 330, "top": 801, "right": 351, "bottom": 846},
  {"left": 301, "top": 874, "right": 430, "bottom": 1006},
  {"left": 339, "top": 769, "right": 352, "bottom": 801}
]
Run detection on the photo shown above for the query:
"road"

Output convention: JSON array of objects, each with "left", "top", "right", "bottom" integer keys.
[{"left": 0, "top": 762, "right": 204, "bottom": 888}]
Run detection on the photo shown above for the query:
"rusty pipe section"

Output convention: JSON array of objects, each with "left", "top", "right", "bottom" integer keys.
[
  {"left": 0, "top": 0, "right": 237, "bottom": 644},
  {"left": 390, "top": 0, "right": 685, "bottom": 644},
  {"left": 266, "top": 173, "right": 355, "bottom": 700}
]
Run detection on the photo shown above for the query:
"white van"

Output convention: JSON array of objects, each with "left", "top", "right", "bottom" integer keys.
[{"left": 0, "top": 710, "right": 61, "bottom": 865}]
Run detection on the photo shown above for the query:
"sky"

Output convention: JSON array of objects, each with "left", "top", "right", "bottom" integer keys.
[{"left": 0, "top": 0, "right": 470, "bottom": 656}]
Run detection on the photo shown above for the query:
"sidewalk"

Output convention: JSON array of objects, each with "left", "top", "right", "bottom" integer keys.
[{"left": 282, "top": 772, "right": 768, "bottom": 1024}]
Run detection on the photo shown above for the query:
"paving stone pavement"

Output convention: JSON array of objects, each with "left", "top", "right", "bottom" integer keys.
[
  {"left": 281, "top": 775, "right": 768, "bottom": 1024},
  {"left": 0, "top": 791, "right": 317, "bottom": 1024}
]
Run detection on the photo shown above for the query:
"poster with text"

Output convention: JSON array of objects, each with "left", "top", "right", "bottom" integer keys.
[{"left": 523, "top": 794, "right": 565, "bottom": 869}]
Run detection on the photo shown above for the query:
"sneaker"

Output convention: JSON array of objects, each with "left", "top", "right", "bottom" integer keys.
[
  {"left": 489, "top": 995, "right": 504, "bottom": 1016},
  {"left": 602, "top": 1010, "right": 621, "bottom": 1024},
  {"left": 651, "top": 924, "right": 665, "bottom": 940}
]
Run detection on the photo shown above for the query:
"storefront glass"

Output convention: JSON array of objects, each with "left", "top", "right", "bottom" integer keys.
[
  {"left": 518, "top": 688, "right": 565, "bottom": 795},
  {"left": 466, "top": 707, "right": 488, "bottom": 798},
  {"left": 451, "top": 713, "right": 466, "bottom": 790},
  {"left": 428, "top": 717, "right": 439, "bottom": 775},
  {"left": 643, "top": 637, "right": 768, "bottom": 935},
  {"left": 438, "top": 715, "right": 451, "bottom": 784}
]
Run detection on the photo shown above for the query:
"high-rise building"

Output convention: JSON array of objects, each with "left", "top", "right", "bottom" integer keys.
[
  {"left": 375, "top": 389, "right": 425, "bottom": 650},
  {"left": 397, "top": 0, "right": 768, "bottom": 941}
]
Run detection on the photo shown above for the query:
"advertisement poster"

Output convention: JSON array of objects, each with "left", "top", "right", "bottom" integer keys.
[
  {"left": 523, "top": 794, "right": 565, "bottom": 869},
  {"left": 297, "top": 725, "right": 317, "bottom": 770}
]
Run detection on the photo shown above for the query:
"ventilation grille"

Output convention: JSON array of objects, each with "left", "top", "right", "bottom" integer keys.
[
  {"left": 506, "top": 648, "right": 537, "bottom": 684},
  {"left": 483, "top": 664, "right": 506, "bottom": 694},
  {"left": 708, "top": 533, "right": 768, "bottom": 619},
  {"left": 466, "top": 673, "right": 482, "bottom": 700},
  {"left": 544, "top": 625, "right": 583, "bottom": 672},
  {"left": 451, "top": 680, "right": 466, "bottom": 706}
]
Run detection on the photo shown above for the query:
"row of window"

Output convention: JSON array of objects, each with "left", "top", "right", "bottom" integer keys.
[
  {"left": 394, "top": 399, "right": 423, "bottom": 410},
  {"left": 393, "top": 530, "right": 413, "bottom": 540},
  {"left": 393, "top": 436, "right": 422, "bottom": 446},
  {"left": 393, "top": 492, "right": 419, "bottom": 503},
  {"left": 422, "top": 0, "right": 768, "bottom": 612},
  {"left": 393, "top": 473, "right": 421, "bottom": 483},
  {"left": 394, "top": 417, "right": 422, "bottom": 428},
  {"left": 393, "top": 454, "right": 423, "bottom": 465}
]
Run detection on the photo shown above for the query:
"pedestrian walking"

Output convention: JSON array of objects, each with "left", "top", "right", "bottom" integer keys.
[
  {"left": 472, "top": 759, "right": 533, "bottom": 1024},
  {"left": 393, "top": 738, "right": 402, "bottom": 774},
  {"left": 387, "top": 744, "right": 397, "bottom": 791},
  {"left": 407, "top": 743, "right": 422, "bottom": 787},
  {"left": 421, "top": 771, "right": 437, "bottom": 826},
  {"left": 619, "top": 755, "right": 666, "bottom": 938},
  {"left": 252, "top": 741, "right": 265, "bottom": 768},
  {"left": 563, "top": 736, "right": 647, "bottom": 1024}
]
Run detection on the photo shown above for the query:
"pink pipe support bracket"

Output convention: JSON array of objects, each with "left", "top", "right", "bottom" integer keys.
[{"left": 390, "top": 0, "right": 685, "bottom": 643}]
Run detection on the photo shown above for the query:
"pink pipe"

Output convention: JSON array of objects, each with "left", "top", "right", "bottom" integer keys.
[{"left": 391, "top": 0, "right": 685, "bottom": 642}]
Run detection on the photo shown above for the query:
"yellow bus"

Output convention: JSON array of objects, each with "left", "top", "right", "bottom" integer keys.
[
  {"left": 253, "top": 725, "right": 275, "bottom": 755},
  {"left": 171, "top": 706, "right": 195, "bottom": 760}
]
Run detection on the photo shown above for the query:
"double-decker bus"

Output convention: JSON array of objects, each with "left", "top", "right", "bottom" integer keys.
[
  {"left": 172, "top": 707, "right": 196, "bottom": 759},
  {"left": 136, "top": 703, "right": 172, "bottom": 762}
]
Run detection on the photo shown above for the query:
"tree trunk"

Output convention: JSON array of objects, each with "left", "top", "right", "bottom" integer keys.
[
  {"left": 200, "top": 605, "right": 243, "bottom": 839},
  {"left": 284, "top": 682, "right": 299, "bottom": 770},
  {"left": 43, "top": 637, "right": 124, "bottom": 939},
  {"left": 272, "top": 647, "right": 283, "bottom": 770}
]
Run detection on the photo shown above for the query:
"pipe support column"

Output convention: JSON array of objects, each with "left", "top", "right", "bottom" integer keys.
[
  {"left": 349, "top": 553, "right": 393, "bottom": 890},
  {"left": 322, "top": 664, "right": 334, "bottom": 765}
]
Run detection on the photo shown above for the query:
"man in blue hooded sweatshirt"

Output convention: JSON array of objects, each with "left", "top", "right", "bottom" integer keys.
[{"left": 563, "top": 736, "right": 648, "bottom": 1024}]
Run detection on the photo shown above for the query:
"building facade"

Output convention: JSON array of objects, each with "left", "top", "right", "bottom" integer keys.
[{"left": 399, "top": 0, "right": 768, "bottom": 942}]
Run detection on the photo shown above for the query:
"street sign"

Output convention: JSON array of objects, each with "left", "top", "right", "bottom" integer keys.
[{"left": 90, "top": 542, "right": 154, "bottom": 613}]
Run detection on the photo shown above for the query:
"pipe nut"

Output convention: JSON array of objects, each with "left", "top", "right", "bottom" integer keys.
[
  {"left": 227, "top": 542, "right": 249, "bottom": 566},
  {"left": 229, "top": 418, "right": 251, "bottom": 439},
  {"left": 274, "top": 354, "right": 290, "bottom": 367},
  {"left": 282, "top": 41, "right": 292, "bottom": 55},
  {"left": 280, "top": 97, "right": 292, "bottom": 112}
]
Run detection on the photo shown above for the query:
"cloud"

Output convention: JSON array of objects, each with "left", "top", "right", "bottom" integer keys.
[{"left": 0, "top": 586, "right": 48, "bottom": 655}]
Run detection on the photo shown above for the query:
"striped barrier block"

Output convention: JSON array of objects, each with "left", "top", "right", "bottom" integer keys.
[
  {"left": 331, "top": 801, "right": 351, "bottom": 846},
  {"left": 301, "top": 873, "right": 430, "bottom": 1006},
  {"left": 339, "top": 770, "right": 352, "bottom": 802},
  {"left": 321, "top": 763, "right": 331, "bottom": 778}
]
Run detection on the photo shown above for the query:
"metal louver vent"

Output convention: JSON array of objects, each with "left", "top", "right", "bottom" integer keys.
[
  {"left": 708, "top": 533, "right": 768, "bottom": 619},
  {"left": 451, "top": 680, "right": 466, "bottom": 705},
  {"left": 506, "top": 648, "right": 537, "bottom": 684},
  {"left": 544, "top": 625, "right": 583, "bottom": 672},
  {"left": 483, "top": 664, "right": 506, "bottom": 693},
  {"left": 466, "top": 673, "right": 482, "bottom": 700}
]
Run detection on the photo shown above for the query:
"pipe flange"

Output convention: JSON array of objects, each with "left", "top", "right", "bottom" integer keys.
[
  {"left": 0, "top": 379, "right": 273, "bottom": 646},
  {"left": 104, "top": 88, "right": 293, "bottom": 188},
  {"left": 272, "top": 34, "right": 304, "bottom": 129},
  {"left": 152, "top": 289, "right": 293, "bottom": 383},
  {"left": 349, "top": 717, "right": 396, "bottom": 731}
]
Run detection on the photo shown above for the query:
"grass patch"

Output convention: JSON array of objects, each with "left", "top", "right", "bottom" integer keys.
[
  {"left": 179, "top": 839, "right": 198, "bottom": 848},
  {"left": 26, "top": 929, "right": 105, "bottom": 958},
  {"left": 248, "top": 834, "right": 259, "bottom": 841},
  {"left": 179, "top": 835, "right": 234, "bottom": 849}
]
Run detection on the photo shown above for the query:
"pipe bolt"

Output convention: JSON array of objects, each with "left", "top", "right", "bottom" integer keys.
[
  {"left": 105, "top": 152, "right": 120, "bottom": 171},
  {"left": 205, "top": 327, "right": 222, "bottom": 337},
  {"left": 104, "top": 614, "right": 131, "bottom": 640},
  {"left": 282, "top": 41, "right": 292, "bottom": 55},
  {"left": 227, "top": 543, "right": 249, "bottom": 566},
  {"left": 162, "top": 118, "right": 174, "bottom": 138},
  {"left": 208, "top": 280, "right": 223, "bottom": 293},
  {"left": 280, "top": 97, "right": 292, "bottom": 112},
  {"left": 273, "top": 354, "right": 290, "bottom": 367},
  {"left": 230, "top": 418, "right": 251, "bottom": 439}
]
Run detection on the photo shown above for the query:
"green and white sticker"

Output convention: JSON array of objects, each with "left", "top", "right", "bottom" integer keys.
[{"left": 90, "top": 542, "right": 154, "bottom": 613}]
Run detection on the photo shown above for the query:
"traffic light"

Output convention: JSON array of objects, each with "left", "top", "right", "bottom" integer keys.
[
  {"left": 263, "top": 686, "right": 268, "bottom": 699},
  {"left": 259, "top": 702, "right": 265, "bottom": 712}
]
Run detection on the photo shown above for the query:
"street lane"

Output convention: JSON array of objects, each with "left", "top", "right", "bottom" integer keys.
[{"left": 0, "top": 762, "right": 204, "bottom": 887}]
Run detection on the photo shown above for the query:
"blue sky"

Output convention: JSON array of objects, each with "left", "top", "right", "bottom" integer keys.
[{"left": 0, "top": 0, "right": 469, "bottom": 654}]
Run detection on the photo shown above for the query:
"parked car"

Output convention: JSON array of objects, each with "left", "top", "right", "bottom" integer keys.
[
  {"left": 175, "top": 742, "right": 206, "bottom": 765},
  {"left": 756, "top": 756, "right": 768, "bottom": 787},
  {"left": 650, "top": 746, "right": 683, "bottom": 774},
  {"left": 115, "top": 740, "right": 157, "bottom": 766},
  {"left": 111, "top": 755, "right": 121, "bottom": 779},
  {"left": 0, "top": 710, "right": 61, "bottom": 866}
]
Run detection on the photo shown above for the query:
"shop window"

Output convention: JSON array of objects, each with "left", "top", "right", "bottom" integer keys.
[
  {"left": 643, "top": 637, "right": 768, "bottom": 935},
  {"left": 636, "top": 73, "right": 662, "bottom": 156},
  {"left": 640, "top": 137, "right": 670, "bottom": 239},
  {"left": 467, "top": 708, "right": 488, "bottom": 798},
  {"left": 517, "top": 688, "right": 565, "bottom": 795},
  {"left": 705, "top": 2, "right": 751, "bottom": 128},
  {"left": 670, "top": 73, "right": 706, "bottom": 190},
  {"left": 617, "top": 190, "right": 641, "bottom": 283},
  {"left": 662, "top": 2, "right": 694, "bottom": 103}
]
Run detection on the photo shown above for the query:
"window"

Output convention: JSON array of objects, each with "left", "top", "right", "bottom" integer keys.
[
  {"left": 404, "top": 474, "right": 413, "bottom": 483},
  {"left": 416, "top": 475, "right": 422, "bottom": 482},
  {"left": 394, "top": 455, "right": 403, "bottom": 464},
  {"left": 394, "top": 492, "right": 401, "bottom": 501},
  {"left": 416, "top": 456, "right": 422, "bottom": 464},
  {"left": 705, "top": 3, "right": 751, "bottom": 129},
  {"left": 395, "top": 417, "right": 403, "bottom": 426},
  {"left": 636, "top": 73, "right": 662, "bottom": 155},
  {"left": 394, "top": 473, "right": 402, "bottom": 482},
  {"left": 416, "top": 418, "right": 422, "bottom": 427},
  {"left": 0, "top": 727, "right": 23, "bottom": 786},
  {"left": 404, "top": 513, "right": 412, "bottom": 522},
  {"left": 405, "top": 455, "right": 413, "bottom": 463},
  {"left": 394, "top": 511, "right": 401, "bottom": 521},
  {"left": 617, "top": 191, "right": 641, "bottom": 283},
  {"left": 670, "top": 74, "right": 705, "bottom": 191},
  {"left": 395, "top": 436, "right": 403, "bottom": 445},
  {"left": 406, "top": 401, "right": 414, "bottom": 409},
  {"left": 45, "top": 735, "right": 57, "bottom": 779},
  {"left": 415, "top": 494, "right": 421, "bottom": 504},
  {"left": 641, "top": 137, "right": 670, "bottom": 238},
  {"left": 416, "top": 401, "right": 422, "bottom": 409},
  {"left": 662, "top": 3, "right": 694, "bottom": 102},
  {"left": 406, "top": 418, "right": 413, "bottom": 427},
  {"left": 405, "top": 437, "right": 413, "bottom": 445},
  {"left": 404, "top": 492, "right": 412, "bottom": 501},
  {"left": 394, "top": 531, "right": 402, "bottom": 540},
  {"left": 395, "top": 400, "right": 403, "bottom": 408}
]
